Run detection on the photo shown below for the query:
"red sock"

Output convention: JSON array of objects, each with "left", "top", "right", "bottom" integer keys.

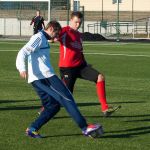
[{"left": 96, "top": 81, "right": 108, "bottom": 111}]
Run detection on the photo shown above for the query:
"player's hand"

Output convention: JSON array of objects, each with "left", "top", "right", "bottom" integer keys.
[
  {"left": 53, "top": 37, "right": 59, "bottom": 42},
  {"left": 48, "top": 39, "right": 54, "bottom": 43},
  {"left": 20, "top": 71, "right": 27, "bottom": 80},
  {"left": 48, "top": 38, "right": 59, "bottom": 43}
]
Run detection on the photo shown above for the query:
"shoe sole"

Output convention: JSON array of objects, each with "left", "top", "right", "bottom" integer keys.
[
  {"left": 103, "top": 105, "right": 121, "bottom": 117},
  {"left": 87, "top": 126, "right": 104, "bottom": 138}
]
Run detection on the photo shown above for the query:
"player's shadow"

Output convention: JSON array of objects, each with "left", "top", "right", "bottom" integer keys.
[
  {"left": 100, "top": 114, "right": 150, "bottom": 118},
  {"left": 42, "top": 133, "right": 82, "bottom": 138},
  {"left": 0, "top": 99, "right": 40, "bottom": 111},
  {"left": 0, "top": 105, "right": 41, "bottom": 111},
  {"left": 109, "top": 100, "right": 146, "bottom": 104},
  {"left": 125, "top": 118, "right": 150, "bottom": 122},
  {"left": 53, "top": 113, "right": 150, "bottom": 120},
  {"left": 40, "top": 126, "right": 150, "bottom": 139},
  {"left": 0, "top": 99, "right": 37, "bottom": 104},
  {"left": 77, "top": 102, "right": 100, "bottom": 107},
  {"left": 103, "top": 126, "right": 150, "bottom": 138},
  {"left": 0, "top": 102, "right": 99, "bottom": 111},
  {"left": 0, "top": 99, "right": 145, "bottom": 107},
  {"left": 77, "top": 100, "right": 146, "bottom": 107}
]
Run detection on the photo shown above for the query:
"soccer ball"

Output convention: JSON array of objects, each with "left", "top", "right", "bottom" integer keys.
[{"left": 89, "top": 124, "right": 104, "bottom": 138}]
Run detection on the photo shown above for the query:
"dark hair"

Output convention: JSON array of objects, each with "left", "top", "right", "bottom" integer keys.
[
  {"left": 45, "top": 21, "right": 61, "bottom": 33},
  {"left": 71, "top": 11, "right": 83, "bottom": 19},
  {"left": 36, "top": 9, "right": 40, "bottom": 12}
]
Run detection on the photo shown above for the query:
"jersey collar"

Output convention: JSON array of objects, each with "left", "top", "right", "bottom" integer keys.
[{"left": 41, "top": 30, "right": 51, "bottom": 40}]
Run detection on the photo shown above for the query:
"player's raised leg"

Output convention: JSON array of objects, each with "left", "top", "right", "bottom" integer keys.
[
  {"left": 96, "top": 74, "right": 121, "bottom": 117},
  {"left": 27, "top": 75, "right": 104, "bottom": 138}
]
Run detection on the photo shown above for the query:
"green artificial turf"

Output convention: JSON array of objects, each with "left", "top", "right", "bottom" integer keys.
[{"left": 0, "top": 41, "right": 150, "bottom": 150}]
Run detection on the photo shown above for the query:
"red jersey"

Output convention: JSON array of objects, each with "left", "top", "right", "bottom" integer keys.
[{"left": 59, "top": 26, "right": 86, "bottom": 68}]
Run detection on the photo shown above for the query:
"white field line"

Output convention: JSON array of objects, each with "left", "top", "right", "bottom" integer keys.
[
  {"left": 1, "top": 49, "right": 150, "bottom": 58},
  {"left": 0, "top": 50, "right": 19, "bottom": 51},
  {"left": 83, "top": 43, "right": 130, "bottom": 45},
  {"left": 51, "top": 51, "right": 150, "bottom": 58},
  {"left": 0, "top": 41, "right": 125, "bottom": 45},
  {"left": 1, "top": 41, "right": 150, "bottom": 46},
  {"left": 0, "top": 41, "right": 25, "bottom": 45}
]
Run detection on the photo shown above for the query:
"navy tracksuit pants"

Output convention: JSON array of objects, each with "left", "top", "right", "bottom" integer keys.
[{"left": 30, "top": 75, "right": 87, "bottom": 131}]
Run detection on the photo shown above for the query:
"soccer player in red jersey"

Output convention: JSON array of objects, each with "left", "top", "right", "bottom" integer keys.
[{"left": 58, "top": 11, "right": 121, "bottom": 117}]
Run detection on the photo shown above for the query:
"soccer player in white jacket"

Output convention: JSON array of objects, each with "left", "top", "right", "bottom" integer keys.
[{"left": 16, "top": 21, "right": 103, "bottom": 138}]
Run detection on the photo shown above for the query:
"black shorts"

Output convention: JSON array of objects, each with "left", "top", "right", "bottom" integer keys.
[{"left": 59, "top": 64, "right": 100, "bottom": 93}]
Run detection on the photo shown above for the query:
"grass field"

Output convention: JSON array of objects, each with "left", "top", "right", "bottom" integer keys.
[{"left": 0, "top": 40, "right": 150, "bottom": 150}]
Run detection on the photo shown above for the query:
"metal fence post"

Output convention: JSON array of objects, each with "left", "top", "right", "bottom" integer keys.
[
  {"left": 67, "top": 0, "right": 70, "bottom": 25},
  {"left": 20, "top": 19, "right": 21, "bottom": 37},
  {"left": 48, "top": 0, "right": 51, "bottom": 21},
  {"left": 4, "top": 18, "right": 6, "bottom": 36},
  {"left": 116, "top": 0, "right": 120, "bottom": 42}
]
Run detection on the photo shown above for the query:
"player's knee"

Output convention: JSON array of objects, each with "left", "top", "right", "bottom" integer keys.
[{"left": 97, "top": 74, "right": 105, "bottom": 82}]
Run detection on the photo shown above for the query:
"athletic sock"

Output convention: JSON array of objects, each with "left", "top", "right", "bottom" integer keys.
[{"left": 96, "top": 81, "right": 108, "bottom": 111}]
